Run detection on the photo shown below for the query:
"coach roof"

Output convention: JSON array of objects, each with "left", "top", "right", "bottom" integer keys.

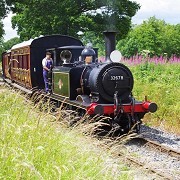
[
  {"left": 11, "top": 35, "right": 44, "bottom": 50},
  {"left": 11, "top": 39, "right": 34, "bottom": 50},
  {"left": 11, "top": 35, "right": 83, "bottom": 50}
]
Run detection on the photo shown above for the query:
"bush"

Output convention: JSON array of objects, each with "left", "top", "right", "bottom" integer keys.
[{"left": 129, "top": 63, "right": 180, "bottom": 132}]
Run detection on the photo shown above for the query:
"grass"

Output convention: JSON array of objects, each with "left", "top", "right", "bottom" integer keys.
[
  {"left": 0, "top": 87, "right": 133, "bottom": 179},
  {"left": 129, "top": 62, "right": 180, "bottom": 133}
]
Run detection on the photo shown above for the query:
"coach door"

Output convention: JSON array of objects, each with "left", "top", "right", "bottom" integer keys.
[
  {"left": 11, "top": 47, "right": 32, "bottom": 88},
  {"left": 2, "top": 52, "right": 11, "bottom": 78}
]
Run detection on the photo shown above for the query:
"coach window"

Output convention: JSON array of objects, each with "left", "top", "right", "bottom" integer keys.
[
  {"left": 26, "top": 55, "right": 29, "bottom": 69},
  {"left": 24, "top": 48, "right": 28, "bottom": 54},
  {"left": 23, "top": 55, "right": 28, "bottom": 69},
  {"left": 15, "top": 59, "right": 18, "bottom": 68},
  {"left": 12, "top": 57, "right": 15, "bottom": 68},
  {"left": 7, "top": 55, "right": 9, "bottom": 63},
  {"left": 19, "top": 55, "right": 23, "bottom": 68}
]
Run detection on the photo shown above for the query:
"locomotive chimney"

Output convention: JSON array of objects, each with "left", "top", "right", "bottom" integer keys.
[{"left": 103, "top": 31, "right": 117, "bottom": 62}]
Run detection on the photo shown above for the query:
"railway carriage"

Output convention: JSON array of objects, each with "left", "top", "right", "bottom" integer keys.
[{"left": 2, "top": 35, "right": 84, "bottom": 89}]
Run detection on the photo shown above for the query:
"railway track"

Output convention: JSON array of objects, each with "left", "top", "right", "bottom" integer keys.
[
  {"left": 102, "top": 134, "right": 179, "bottom": 179},
  {"left": 116, "top": 150, "right": 174, "bottom": 180},
  {"left": 131, "top": 136, "right": 180, "bottom": 159},
  {"left": 118, "top": 136, "right": 180, "bottom": 179}
]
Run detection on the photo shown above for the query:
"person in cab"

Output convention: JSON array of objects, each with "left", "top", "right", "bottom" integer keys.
[{"left": 42, "top": 52, "right": 53, "bottom": 93}]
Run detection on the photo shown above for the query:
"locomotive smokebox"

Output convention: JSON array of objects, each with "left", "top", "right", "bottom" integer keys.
[{"left": 103, "top": 31, "right": 117, "bottom": 62}]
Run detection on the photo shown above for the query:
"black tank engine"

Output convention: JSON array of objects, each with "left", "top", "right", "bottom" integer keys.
[{"left": 2, "top": 32, "right": 157, "bottom": 134}]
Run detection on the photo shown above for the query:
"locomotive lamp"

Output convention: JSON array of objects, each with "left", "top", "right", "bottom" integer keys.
[{"left": 110, "top": 50, "right": 122, "bottom": 63}]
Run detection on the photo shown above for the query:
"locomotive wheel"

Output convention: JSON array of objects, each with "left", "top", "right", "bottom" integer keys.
[
  {"left": 30, "top": 91, "right": 40, "bottom": 105},
  {"left": 91, "top": 117, "right": 112, "bottom": 137},
  {"left": 133, "top": 114, "right": 142, "bottom": 133},
  {"left": 110, "top": 114, "right": 132, "bottom": 136}
]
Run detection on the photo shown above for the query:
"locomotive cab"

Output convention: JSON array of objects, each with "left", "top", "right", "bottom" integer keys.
[
  {"left": 47, "top": 46, "right": 98, "bottom": 67},
  {"left": 49, "top": 46, "right": 98, "bottom": 100}
]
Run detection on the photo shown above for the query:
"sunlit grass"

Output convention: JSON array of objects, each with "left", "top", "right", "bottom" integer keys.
[
  {"left": 129, "top": 63, "right": 180, "bottom": 133},
  {"left": 0, "top": 87, "right": 132, "bottom": 179}
]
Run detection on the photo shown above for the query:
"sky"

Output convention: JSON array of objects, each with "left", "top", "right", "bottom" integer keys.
[
  {"left": 132, "top": 0, "right": 180, "bottom": 25},
  {"left": 2, "top": 0, "right": 180, "bottom": 41},
  {"left": 2, "top": 12, "right": 17, "bottom": 41}
]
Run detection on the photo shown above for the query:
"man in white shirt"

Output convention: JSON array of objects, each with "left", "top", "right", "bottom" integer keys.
[{"left": 42, "top": 52, "right": 53, "bottom": 93}]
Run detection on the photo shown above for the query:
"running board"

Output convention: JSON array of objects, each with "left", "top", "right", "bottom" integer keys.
[{"left": 4, "top": 78, "right": 32, "bottom": 95}]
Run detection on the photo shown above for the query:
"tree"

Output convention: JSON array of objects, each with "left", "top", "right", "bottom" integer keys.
[
  {"left": 0, "top": 0, "right": 8, "bottom": 39},
  {"left": 3, "top": 37, "right": 21, "bottom": 50},
  {"left": 7, "top": 0, "right": 140, "bottom": 41},
  {"left": 162, "top": 24, "right": 180, "bottom": 56},
  {"left": 0, "top": 37, "right": 21, "bottom": 60},
  {"left": 117, "top": 17, "right": 180, "bottom": 57}
]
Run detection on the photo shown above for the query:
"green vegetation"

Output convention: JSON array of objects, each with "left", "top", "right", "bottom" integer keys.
[
  {"left": 1, "top": 2, "right": 179, "bottom": 59},
  {"left": 0, "top": 0, "right": 7, "bottom": 38},
  {"left": 130, "top": 63, "right": 180, "bottom": 133},
  {"left": 117, "top": 17, "right": 180, "bottom": 57},
  {"left": 83, "top": 17, "right": 180, "bottom": 57},
  {"left": 0, "top": 37, "right": 21, "bottom": 57},
  {"left": 5, "top": 0, "right": 139, "bottom": 40},
  {"left": 0, "top": 88, "right": 131, "bottom": 179}
]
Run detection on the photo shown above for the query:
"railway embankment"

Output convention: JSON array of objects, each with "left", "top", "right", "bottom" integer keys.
[
  {"left": 1, "top": 85, "right": 179, "bottom": 179},
  {"left": 0, "top": 86, "right": 154, "bottom": 179},
  {"left": 0, "top": 61, "right": 179, "bottom": 179}
]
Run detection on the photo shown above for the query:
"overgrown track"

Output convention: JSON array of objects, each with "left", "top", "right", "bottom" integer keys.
[
  {"left": 116, "top": 150, "right": 174, "bottom": 180},
  {"left": 131, "top": 137, "right": 180, "bottom": 159},
  {"left": 118, "top": 136, "right": 180, "bottom": 179}
]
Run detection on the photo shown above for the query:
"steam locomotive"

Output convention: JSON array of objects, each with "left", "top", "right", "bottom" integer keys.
[{"left": 2, "top": 32, "right": 157, "bottom": 133}]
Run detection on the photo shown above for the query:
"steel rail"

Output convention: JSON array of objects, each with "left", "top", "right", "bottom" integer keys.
[{"left": 131, "top": 136, "right": 180, "bottom": 159}]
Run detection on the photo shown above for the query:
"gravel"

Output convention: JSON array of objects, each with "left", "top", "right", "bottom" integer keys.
[
  {"left": 139, "top": 124, "right": 180, "bottom": 151},
  {"left": 124, "top": 125, "right": 180, "bottom": 179}
]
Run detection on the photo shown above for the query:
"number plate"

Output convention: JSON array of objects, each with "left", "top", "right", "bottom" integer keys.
[{"left": 110, "top": 75, "right": 124, "bottom": 81}]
